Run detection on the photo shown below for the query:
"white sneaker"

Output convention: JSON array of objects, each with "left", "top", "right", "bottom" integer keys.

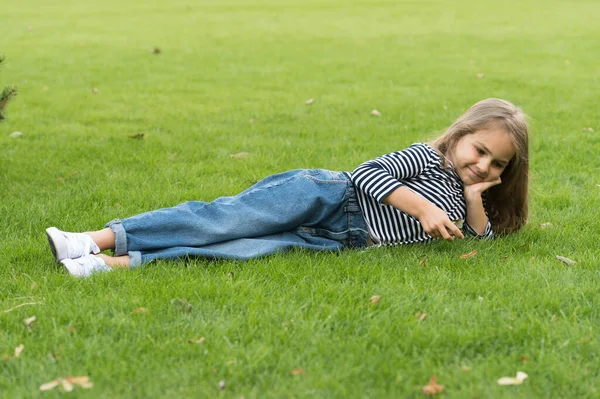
[
  {"left": 60, "top": 255, "right": 112, "bottom": 278},
  {"left": 46, "top": 227, "right": 101, "bottom": 262}
]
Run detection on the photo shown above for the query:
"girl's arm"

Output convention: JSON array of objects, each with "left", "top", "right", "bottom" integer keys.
[
  {"left": 463, "top": 178, "right": 501, "bottom": 236},
  {"left": 383, "top": 186, "right": 464, "bottom": 241}
]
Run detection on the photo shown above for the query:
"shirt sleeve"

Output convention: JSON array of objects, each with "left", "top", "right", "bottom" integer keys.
[
  {"left": 350, "top": 143, "right": 437, "bottom": 203},
  {"left": 463, "top": 220, "right": 494, "bottom": 239}
]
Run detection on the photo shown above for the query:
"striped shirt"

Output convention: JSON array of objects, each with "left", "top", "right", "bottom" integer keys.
[{"left": 351, "top": 143, "right": 493, "bottom": 245}]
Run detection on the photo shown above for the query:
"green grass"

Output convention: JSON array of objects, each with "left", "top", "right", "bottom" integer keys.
[{"left": 1, "top": 0, "right": 600, "bottom": 397}]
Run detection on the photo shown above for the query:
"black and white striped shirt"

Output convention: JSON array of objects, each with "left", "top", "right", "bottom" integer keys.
[{"left": 351, "top": 143, "right": 493, "bottom": 245}]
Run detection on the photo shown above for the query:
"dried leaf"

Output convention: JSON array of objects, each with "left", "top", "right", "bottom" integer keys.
[
  {"left": 188, "top": 337, "right": 205, "bottom": 344},
  {"left": 416, "top": 312, "right": 428, "bottom": 321},
  {"left": 497, "top": 371, "right": 528, "bottom": 385},
  {"left": 460, "top": 365, "right": 471, "bottom": 372},
  {"left": 556, "top": 255, "right": 576, "bottom": 265},
  {"left": 476, "top": 72, "right": 485, "bottom": 79},
  {"left": 370, "top": 109, "right": 381, "bottom": 117},
  {"left": 66, "top": 376, "right": 93, "bottom": 389},
  {"left": 10, "top": 131, "right": 23, "bottom": 138},
  {"left": 291, "top": 368, "right": 306, "bottom": 376},
  {"left": 133, "top": 307, "right": 148, "bottom": 314},
  {"left": 152, "top": 47, "right": 161, "bottom": 54},
  {"left": 92, "top": 87, "right": 99, "bottom": 93},
  {"left": 582, "top": 127, "right": 594, "bottom": 132},
  {"left": 460, "top": 250, "right": 477, "bottom": 259},
  {"left": 14, "top": 344, "right": 24, "bottom": 358},
  {"left": 129, "top": 133, "right": 146, "bottom": 140},
  {"left": 40, "top": 379, "right": 60, "bottom": 391},
  {"left": 24, "top": 315, "right": 36, "bottom": 331},
  {"left": 305, "top": 98, "right": 315, "bottom": 105},
  {"left": 499, "top": 255, "right": 509, "bottom": 262},
  {"left": 419, "top": 256, "right": 428, "bottom": 268},
  {"left": 170, "top": 298, "right": 193, "bottom": 313},
  {"left": 370, "top": 295, "right": 381, "bottom": 304},
  {"left": 520, "top": 355, "right": 529, "bottom": 363},
  {"left": 422, "top": 375, "right": 444, "bottom": 395},
  {"left": 218, "top": 380, "right": 226, "bottom": 390},
  {"left": 230, "top": 152, "right": 248, "bottom": 159}
]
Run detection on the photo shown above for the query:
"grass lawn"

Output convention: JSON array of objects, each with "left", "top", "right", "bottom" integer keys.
[{"left": 1, "top": 0, "right": 599, "bottom": 397}]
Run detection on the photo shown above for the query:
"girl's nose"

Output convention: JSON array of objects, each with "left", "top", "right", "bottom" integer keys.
[{"left": 477, "top": 158, "right": 491, "bottom": 174}]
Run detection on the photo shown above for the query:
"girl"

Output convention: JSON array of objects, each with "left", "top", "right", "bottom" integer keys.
[{"left": 46, "top": 98, "right": 529, "bottom": 277}]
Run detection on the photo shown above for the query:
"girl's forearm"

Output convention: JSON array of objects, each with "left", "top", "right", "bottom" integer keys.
[
  {"left": 464, "top": 193, "right": 488, "bottom": 235},
  {"left": 382, "top": 186, "right": 434, "bottom": 218}
]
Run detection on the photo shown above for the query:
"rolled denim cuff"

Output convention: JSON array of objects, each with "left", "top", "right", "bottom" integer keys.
[
  {"left": 128, "top": 251, "right": 142, "bottom": 268},
  {"left": 105, "top": 219, "right": 128, "bottom": 256}
]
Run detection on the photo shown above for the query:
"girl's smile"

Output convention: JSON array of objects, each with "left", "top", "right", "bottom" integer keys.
[{"left": 449, "top": 127, "right": 516, "bottom": 185}]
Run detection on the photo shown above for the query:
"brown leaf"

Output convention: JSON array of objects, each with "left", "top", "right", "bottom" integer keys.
[
  {"left": 520, "top": 355, "right": 529, "bottom": 363},
  {"left": 419, "top": 256, "right": 428, "bottom": 268},
  {"left": 291, "top": 368, "right": 306, "bottom": 376},
  {"left": 416, "top": 312, "right": 428, "bottom": 321},
  {"left": 370, "top": 295, "right": 382, "bottom": 304},
  {"left": 497, "top": 371, "right": 528, "bottom": 385},
  {"left": 556, "top": 255, "right": 576, "bottom": 265},
  {"left": 188, "top": 337, "right": 205, "bottom": 344},
  {"left": 66, "top": 376, "right": 93, "bottom": 389},
  {"left": 14, "top": 344, "right": 24, "bottom": 358},
  {"left": 499, "top": 255, "right": 509, "bottom": 262},
  {"left": 460, "top": 250, "right": 477, "bottom": 259},
  {"left": 230, "top": 152, "right": 248, "bottom": 159},
  {"left": 129, "top": 133, "right": 146, "bottom": 140},
  {"left": 152, "top": 47, "right": 161, "bottom": 54},
  {"left": 422, "top": 375, "right": 444, "bottom": 395},
  {"left": 133, "top": 307, "right": 148, "bottom": 314},
  {"left": 40, "top": 379, "right": 60, "bottom": 391},
  {"left": 370, "top": 109, "right": 381, "bottom": 117},
  {"left": 92, "top": 87, "right": 99, "bottom": 93},
  {"left": 305, "top": 98, "right": 315, "bottom": 105},
  {"left": 24, "top": 315, "right": 36, "bottom": 332}
]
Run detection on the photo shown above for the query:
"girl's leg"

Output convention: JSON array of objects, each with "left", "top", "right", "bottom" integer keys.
[
  {"left": 96, "top": 253, "right": 130, "bottom": 269},
  {"left": 85, "top": 228, "right": 116, "bottom": 251},
  {"left": 107, "top": 169, "right": 352, "bottom": 258}
]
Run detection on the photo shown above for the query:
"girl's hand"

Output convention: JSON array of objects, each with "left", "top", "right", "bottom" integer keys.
[
  {"left": 464, "top": 177, "right": 502, "bottom": 199},
  {"left": 417, "top": 203, "right": 464, "bottom": 241}
]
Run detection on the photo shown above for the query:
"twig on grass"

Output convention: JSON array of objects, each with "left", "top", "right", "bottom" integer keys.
[{"left": 2, "top": 301, "right": 43, "bottom": 314}]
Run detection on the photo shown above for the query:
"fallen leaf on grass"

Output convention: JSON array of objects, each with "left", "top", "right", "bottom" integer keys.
[
  {"left": 422, "top": 375, "right": 444, "bottom": 395},
  {"left": 227, "top": 271, "right": 234, "bottom": 280},
  {"left": 476, "top": 72, "right": 485, "bottom": 79},
  {"left": 40, "top": 376, "right": 93, "bottom": 392},
  {"left": 497, "top": 371, "right": 528, "bottom": 385},
  {"left": 24, "top": 316, "right": 36, "bottom": 332},
  {"left": 583, "top": 127, "right": 594, "bottom": 132},
  {"left": 370, "top": 295, "right": 382, "bottom": 304},
  {"left": 230, "top": 152, "right": 248, "bottom": 159},
  {"left": 133, "top": 307, "right": 148, "bottom": 314},
  {"left": 129, "top": 133, "right": 146, "bottom": 140},
  {"left": 460, "top": 250, "right": 477, "bottom": 259},
  {"left": 291, "top": 368, "right": 306, "bottom": 376},
  {"left": 170, "top": 298, "right": 193, "bottom": 313},
  {"left": 10, "top": 131, "right": 23, "bottom": 138},
  {"left": 92, "top": 87, "right": 99, "bottom": 94},
  {"left": 419, "top": 256, "right": 428, "bottom": 268},
  {"left": 152, "top": 47, "right": 162, "bottom": 54},
  {"left": 499, "top": 255, "right": 509, "bottom": 262},
  {"left": 415, "top": 312, "right": 427, "bottom": 321},
  {"left": 540, "top": 222, "right": 553, "bottom": 229},
  {"left": 188, "top": 337, "right": 205, "bottom": 344},
  {"left": 520, "top": 355, "right": 529, "bottom": 363},
  {"left": 556, "top": 255, "right": 576, "bottom": 265},
  {"left": 305, "top": 98, "right": 315, "bottom": 105},
  {"left": 14, "top": 344, "right": 24, "bottom": 358},
  {"left": 370, "top": 109, "right": 381, "bottom": 117}
]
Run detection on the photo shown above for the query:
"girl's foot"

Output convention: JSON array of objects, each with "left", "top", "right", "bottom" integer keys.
[
  {"left": 46, "top": 227, "right": 100, "bottom": 262},
  {"left": 60, "top": 254, "right": 112, "bottom": 278}
]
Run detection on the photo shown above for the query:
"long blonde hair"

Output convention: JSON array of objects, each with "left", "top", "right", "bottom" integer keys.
[{"left": 433, "top": 98, "right": 529, "bottom": 234}]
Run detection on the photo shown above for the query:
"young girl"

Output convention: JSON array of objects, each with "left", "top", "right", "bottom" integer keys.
[{"left": 46, "top": 98, "right": 529, "bottom": 277}]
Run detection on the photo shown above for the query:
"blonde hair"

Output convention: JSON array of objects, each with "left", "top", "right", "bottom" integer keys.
[{"left": 432, "top": 98, "right": 529, "bottom": 234}]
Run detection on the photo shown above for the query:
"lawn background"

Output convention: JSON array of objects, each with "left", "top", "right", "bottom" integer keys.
[{"left": 1, "top": 0, "right": 599, "bottom": 397}]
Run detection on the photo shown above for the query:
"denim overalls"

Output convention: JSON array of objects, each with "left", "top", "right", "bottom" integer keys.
[{"left": 105, "top": 169, "right": 369, "bottom": 267}]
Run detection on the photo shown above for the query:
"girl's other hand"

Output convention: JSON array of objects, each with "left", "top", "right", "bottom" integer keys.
[{"left": 417, "top": 204, "right": 464, "bottom": 241}]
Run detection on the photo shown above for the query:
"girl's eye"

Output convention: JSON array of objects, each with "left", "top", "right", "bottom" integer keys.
[
  {"left": 493, "top": 161, "right": 504, "bottom": 168},
  {"left": 476, "top": 147, "right": 485, "bottom": 155}
]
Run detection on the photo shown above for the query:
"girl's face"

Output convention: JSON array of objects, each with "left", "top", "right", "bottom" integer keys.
[{"left": 449, "top": 127, "right": 516, "bottom": 186}]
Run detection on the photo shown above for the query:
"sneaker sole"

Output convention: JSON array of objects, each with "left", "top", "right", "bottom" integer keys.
[{"left": 46, "top": 227, "right": 68, "bottom": 262}]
